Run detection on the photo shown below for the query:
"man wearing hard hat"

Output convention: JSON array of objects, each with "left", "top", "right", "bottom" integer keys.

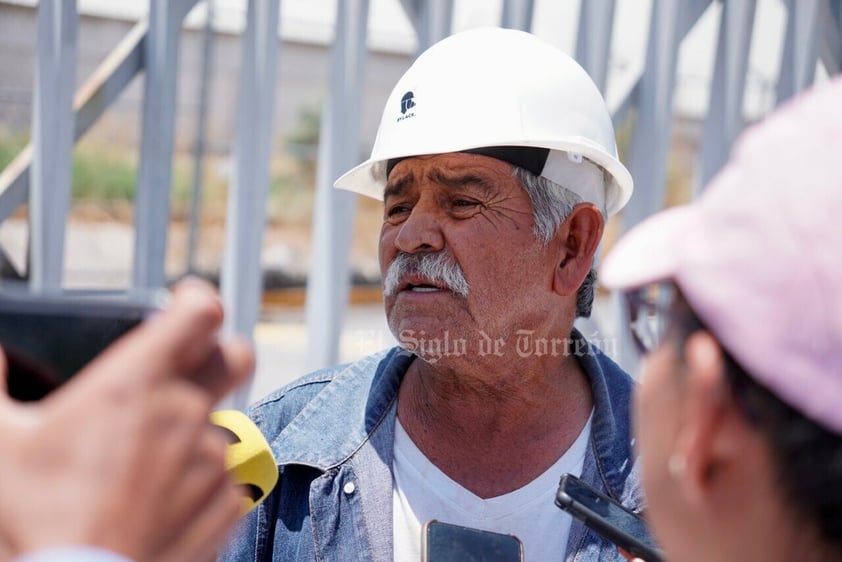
[{"left": 222, "top": 27, "right": 647, "bottom": 562}]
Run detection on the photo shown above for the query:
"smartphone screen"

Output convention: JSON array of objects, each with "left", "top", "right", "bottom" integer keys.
[
  {"left": 0, "top": 291, "right": 163, "bottom": 400},
  {"left": 421, "top": 520, "right": 523, "bottom": 562},
  {"left": 555, "top": 473, "right": 663, "bottom": 562}
]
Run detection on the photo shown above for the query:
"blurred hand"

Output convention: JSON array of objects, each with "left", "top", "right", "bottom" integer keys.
[{"left": 0, "top": 279, "right": 254, "bottom": 562}]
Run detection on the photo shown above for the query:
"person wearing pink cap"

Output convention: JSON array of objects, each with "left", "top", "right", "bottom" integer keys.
[{"left": 601, "top": 76, "right": 842, "bottom": 562}]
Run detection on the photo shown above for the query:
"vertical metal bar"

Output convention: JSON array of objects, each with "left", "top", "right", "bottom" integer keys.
[
  {"left": 695, "top": 0, "right": 756, "bottom": 192},
  {"left": 621, "top": 0, "right": 685, "bottom": 231},
  {"left": 415, "top": 0, "right": 453, "bottom": 53},
  {"left": 609, "top": 80, "right": 639, "bottom": 129},
  {"left": 606, "top": 0, "right": 711, "bottom": 156},
  {"left": 29, "top": 0, "right": 77, "bottom": 291},
  {"left": 609, "top": 0, "right": 685, "bottom": 375},
  {"left": 820, "top": 0, "right": 842, "bottom": 74},
  {"left": 399, "top": 0, "right": 420, "bottom": 33},
  {"left": 187, "top": 0, "right": 215, "bottom": 274},
  {"left": 572, "top": 0, "right": 616, "bottom": 346},
  {"left": 610, "top": 0, "right": 713, "bottom": 375},
  {"left": 133, "top": 0, "right": 199, "bottom": 289},
  {"left": 400, "top": 0, "right": 452, "bottom": 53},
  {"left": 776, "top": 0, "right": 822, "bottom": 103},
  {"left": 219, "top": 0, "right": 281, "bottom": 409},
  {"left": 304, "top": 0, "right": 370, "bottom": 372},
  {"left": 575, "top": 0, "right": 616, "bottom": 93},
  {"left": 501, "top": 0, "right": 535, "bottom": 32}
]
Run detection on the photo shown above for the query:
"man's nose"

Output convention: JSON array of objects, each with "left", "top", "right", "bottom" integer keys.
[{"left": 393, "top": 202, "right": 445, "bottom": 254}]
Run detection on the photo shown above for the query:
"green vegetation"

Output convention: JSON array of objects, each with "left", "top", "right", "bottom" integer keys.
[
  {"left": 0, "top": 101, "right": 326, "bottom": 226},
  {"left": 0, "top": 130, "right": 195, "bottom": 209},
  {"left": 71, "top": 145, "right": 138, "bottom": 201},
  {"left": 285, "top": 104, "right": 321, "bottom": 148},
  {"left": 265, "top": 103, "right": 322, "bottom": 225},
  {"left": 0, "top": 130, "right": 27, "bottom": 172}
]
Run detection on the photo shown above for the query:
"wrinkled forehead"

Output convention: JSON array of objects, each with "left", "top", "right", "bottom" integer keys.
[{"left": 383, "top": 152, "right": 522, "bottom": 199}]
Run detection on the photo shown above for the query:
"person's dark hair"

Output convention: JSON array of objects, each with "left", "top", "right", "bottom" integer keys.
[
  {"left": 671, "top": 292, "right": 842, "bottom": 559},
  {"left": 513, "top": 166, "right": 598, "bottom": 318}
]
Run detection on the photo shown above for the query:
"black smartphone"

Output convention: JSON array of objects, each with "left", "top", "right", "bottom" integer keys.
[
  {"left": 421, "top": 520, "right": 523, "bottom": 562},
  {"left": 555, "top": 473, "right": 664, "bottom": 562},
  {"left": 0, "top": 290, "right": 165, "bottom": 401}
]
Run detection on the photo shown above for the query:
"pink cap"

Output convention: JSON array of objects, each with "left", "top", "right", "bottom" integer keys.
[{"left": 601, "top": 77, "right": 842, "bottom": 434}]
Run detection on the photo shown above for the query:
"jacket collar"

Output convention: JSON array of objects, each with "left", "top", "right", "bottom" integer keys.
[
  {"left": 573, "top": 331, "right": 641, "bottom": 504},
  {"left": 270, "top": 347, "right": 412, "bottom": 469}
]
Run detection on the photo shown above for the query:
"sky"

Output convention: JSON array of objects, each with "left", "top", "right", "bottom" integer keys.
[{"left": 2, "top": 0, "right": 820, "bottom": 119}]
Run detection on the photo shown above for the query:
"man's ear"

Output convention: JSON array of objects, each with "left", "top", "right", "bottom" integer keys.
[
  {"left": 552, "top": 203, "right": 604, "bottom": 297},
  {"left": 673, "top": 332, "right": 758, "bottom": 507}
]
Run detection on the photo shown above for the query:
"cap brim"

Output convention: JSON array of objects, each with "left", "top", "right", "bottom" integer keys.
[{"left": 600, "top": 205, "right": 696, "bottom": 290}]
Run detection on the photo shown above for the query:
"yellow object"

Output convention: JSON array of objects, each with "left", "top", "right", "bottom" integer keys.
[{"left": 210, "top": 409, "right": 279, "bottom": 515}]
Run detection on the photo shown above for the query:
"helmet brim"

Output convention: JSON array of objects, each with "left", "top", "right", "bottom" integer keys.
[{"left": 334, "top": 140, "right": 633, "bottom": 217}]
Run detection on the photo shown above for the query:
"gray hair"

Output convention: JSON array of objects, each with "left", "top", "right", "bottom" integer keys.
[{"left": 513, "top": 166, "right": 600, "bottom": 318}]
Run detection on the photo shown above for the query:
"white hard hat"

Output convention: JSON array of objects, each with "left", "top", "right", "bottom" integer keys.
[{"left": 334, "top": 27, "right": 633, "bottom": 216}]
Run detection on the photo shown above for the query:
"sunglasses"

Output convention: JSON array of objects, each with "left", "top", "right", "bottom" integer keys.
[{"left": 623, "top": 282, "right": 676, "bottom": 354}]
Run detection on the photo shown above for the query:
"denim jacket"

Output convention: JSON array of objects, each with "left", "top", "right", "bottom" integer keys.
[{"left": 220, "top": 330, "right": 649, "bottom": 561}]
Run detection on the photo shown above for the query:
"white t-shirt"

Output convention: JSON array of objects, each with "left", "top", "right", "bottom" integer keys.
[{"left": 392, "top": 412, "right": 592, "bottom": 561}]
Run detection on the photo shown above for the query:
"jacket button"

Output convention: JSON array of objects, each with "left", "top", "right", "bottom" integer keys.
[{"left": 343, "top": 482, "right": 356, "bottom": 495}]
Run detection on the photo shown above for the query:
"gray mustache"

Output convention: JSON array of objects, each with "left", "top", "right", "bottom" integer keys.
[{"left": 383, "top": 252, "right": 470, "bottom": 298}]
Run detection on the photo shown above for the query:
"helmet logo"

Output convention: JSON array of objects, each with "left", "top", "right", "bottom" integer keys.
[
  {"left": 398, "top": 91, "right": 416, "bottom": 122},
  {"left": 400, "top": 91, "right": 416, "bottom": 114}
]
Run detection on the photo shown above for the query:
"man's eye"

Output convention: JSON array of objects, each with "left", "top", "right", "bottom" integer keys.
[
  {"left": 385, "top": 204, "right": 410, "bottom": 218},
  {"left": 452, "top": 199, "right": 480, "bottom": 210}
]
